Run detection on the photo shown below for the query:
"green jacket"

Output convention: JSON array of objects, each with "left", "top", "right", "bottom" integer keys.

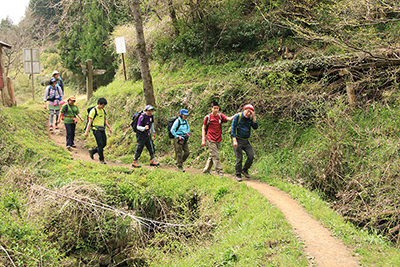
[{"left": 61, "top": 104, "right": 80, "bottom": 124}]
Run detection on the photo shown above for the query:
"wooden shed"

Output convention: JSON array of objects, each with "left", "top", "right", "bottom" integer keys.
[{"left": 0, "top": 40, "right": 17, "bottom": 107}]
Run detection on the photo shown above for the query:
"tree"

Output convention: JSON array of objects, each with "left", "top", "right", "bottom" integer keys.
[{"left": 131, "top": 0, "right": 156, "bottom": 106}]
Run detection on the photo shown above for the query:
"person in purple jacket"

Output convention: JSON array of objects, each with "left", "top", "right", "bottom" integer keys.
[{"left": 132, "top": 105, "right": 160, "bottom": 168}]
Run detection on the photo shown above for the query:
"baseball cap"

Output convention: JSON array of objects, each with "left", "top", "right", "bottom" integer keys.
[
  {"left": 242, "top": 104, "right": 254, "bottom": 111},
  {"left": 145, "top": 105, "right": 154, "bottom": 111},
  {"left": 180, "top": 109, "right": 189, "bottom": 115}
]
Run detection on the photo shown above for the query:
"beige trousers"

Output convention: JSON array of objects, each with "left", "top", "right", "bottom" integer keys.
[{"left": 203, "top": 140, "right": 223, "bottom": 175}]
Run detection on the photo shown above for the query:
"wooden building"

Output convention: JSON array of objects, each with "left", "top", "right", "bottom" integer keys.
[{"left": 0, "top": 40, "right": 16, "bottom": 107}]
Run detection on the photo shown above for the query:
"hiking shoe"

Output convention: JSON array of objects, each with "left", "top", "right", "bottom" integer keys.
[
  {"left": 71, "top": 145, "right": 77, "bottom": 148},
  {"left": 150, "top": 159, "right": 160, "bottom": 167},
  {"left": 178, "top": 167, "right": 185, "bottom": 172},
  {"left": 100, "top": 160, "right": 106, "bottom": 164},
  {"left": 132, "top": 161, "right": 141, "bottom": 168},
  {"left": 236, "top": 175, "right": 242, "bottom": 182},
  {"left": 203, "top": 172, "right": 211, "bottom": 175},
  {"left": 242, "top": 170, "right": 251, "bottom": 178},
  {"left": 88, "top": 149, "right": 95, "bottom": 159},
  {"left": 49, "top": 125, "right": 53, "bottom": 131},
  {"left": 66, "top": 146, "right": 72, "bottom": 151},
  {"left": 55, "top": 123, "right": 59, "bottom": 129}
]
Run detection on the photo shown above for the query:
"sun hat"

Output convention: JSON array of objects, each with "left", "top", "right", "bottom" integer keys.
[
  {"left": 180, "top": 109, "right": 189, "bottom": 115},
  {"left": 242, "top": 104, "right": 254, "bottom": 111},
  {"left": 68, "top": 96, "right": 76, "bottom": 101},
  {"left": 145, "top": 105, "right": 154, "bottom": 111}
]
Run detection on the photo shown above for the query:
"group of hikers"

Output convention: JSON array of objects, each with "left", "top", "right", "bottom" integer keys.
[{"left": 43, "top": 73, "right": 258, "bottom": 182}]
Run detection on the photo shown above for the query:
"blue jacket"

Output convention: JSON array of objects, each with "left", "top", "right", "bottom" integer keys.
[
  {"left": 230, "top": 112, "right": 258, "bottom": 139},
  {"left": 171, "top": 116, "right": 190, "bottom": 138}
]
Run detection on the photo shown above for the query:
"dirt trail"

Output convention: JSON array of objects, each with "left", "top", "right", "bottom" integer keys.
[{"left": 50, "top": 125, "right": 360, "bottom": 267}]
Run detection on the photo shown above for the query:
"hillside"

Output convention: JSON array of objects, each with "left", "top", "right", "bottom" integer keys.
[{"left": 2, "top": 0, "right": 400, "bottom": 265}]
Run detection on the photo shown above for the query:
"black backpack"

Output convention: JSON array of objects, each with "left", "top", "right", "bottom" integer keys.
[
  {"left": 167, "top": 116, "right": 181, "bottom": 138},
  {"left": 84, "top": 106, "right": 106, "bottom": 131},
  {"left": 130, "top": 110, "right": 144, "bottom": 133}
]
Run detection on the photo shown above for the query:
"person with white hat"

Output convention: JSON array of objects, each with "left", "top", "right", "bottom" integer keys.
[
  {"left": 132, "top": 105, "right": 160, "bottom": 168},
  {"left": 230, "top": 104, "right": 259, "bottom": 182},
  {"left": 43, "top": 77, "right": 63, "bottom": 131},
  {"left": 52, "top": 70, "right": 64, "bottom": 94}
]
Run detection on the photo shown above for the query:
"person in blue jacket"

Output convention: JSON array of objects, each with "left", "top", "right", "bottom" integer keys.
[
  {"left": 230, "top": 104, "right": 258, "bottom": 182},
  {"left": 171, "top": 109, "right": 190, "bottom": 172}
]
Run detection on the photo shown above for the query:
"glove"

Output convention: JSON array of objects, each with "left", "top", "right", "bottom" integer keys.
[{"left": 178, "top": 136, "right": 182, "bottom": 140}]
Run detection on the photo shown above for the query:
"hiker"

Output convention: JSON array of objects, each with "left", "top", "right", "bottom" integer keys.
[
  {"left": 171, "top": 109, "right": 190, "bottom": 172},
  {"left": 230, "top": 104, "right": 258, "bottom": 182},
  {"left": 57, "top": 96, "right": 84, "bottom": 150},
  {"left": 201, "top": 101, "right": 233, "bottom": 177},
  {"left": 43, "top": 77, "right": 63, "bottom": 131},
  {"left": 131, "top": 105, "right": 160, "bottom": 168},
  {"left": 52, "top": 70, "right": 64, "bottom": 94},
  {"left": 84, "top": 97, "right": 113, "bottom": 164}
]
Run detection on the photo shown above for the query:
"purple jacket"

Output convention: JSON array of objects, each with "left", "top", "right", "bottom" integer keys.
[{"left": 136, "top": 114, "right": 155, "bottom": 136}]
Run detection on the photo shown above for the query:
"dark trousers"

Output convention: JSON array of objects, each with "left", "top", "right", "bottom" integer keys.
[
  {"left": 64, "top": 123, "right": 76, "bottom": 147},
  {"left": 134, "top": 133, "right": 155, "bottom": 161},
  {"left": 174, "top": 138, "right": 190, "bottom": 168},
  {"left": 92, "top": 129, "right": 107, "bottom": 161},
  {"left": 234, "top": 138, "right": 254, "bottom": 176}
]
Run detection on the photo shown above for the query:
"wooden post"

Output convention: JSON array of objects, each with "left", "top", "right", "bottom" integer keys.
[
  {"left": 86, "top": 59, "right": 93, "bottom": 100},
  {"left": 122, "top": 53, "right": 127, "bottom": 81},
  {"left": 0, "top": 41, "right": 15, "bottom": 107},
  {"left": 339, "top": 68, "right": 356, "bottom": 107}
]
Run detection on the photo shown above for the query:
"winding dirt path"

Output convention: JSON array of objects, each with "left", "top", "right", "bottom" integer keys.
[{"left": 50, "top": 125, "right": 360, "bottom": 267}]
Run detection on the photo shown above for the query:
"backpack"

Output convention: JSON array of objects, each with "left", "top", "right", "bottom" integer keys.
[
  {"left": 84, "top": 106, "right": 106, "bottom": 131},
  {"left": 167, "top": 116, "right": 181, "bottom": 139},
  {"left": 230, "top": 112, "right": 243, "bottom": 136},
  {"left": 130, "top": 110, "right": 144, "bottom": 133},
  {"left": 46, "top": 85, "right": 61, "bottom": 101},
  {"left": 204, "top": 113, "right": 222, "bottom": 135}
]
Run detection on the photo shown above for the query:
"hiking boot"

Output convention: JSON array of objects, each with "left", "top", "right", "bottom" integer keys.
[
  {"left": 49, "top": 125, "right": 53, "bottom": 131},
  {"left": 55, "top": 123, "right": 59, "bottom": 129},
  {"left": 178, "top": 167, "right": 185, "bottom": 172},
  {"left": 236, "top": 175, "right": 242, "bottom": 182},
  {"left": 71, "top": 145, "right": 77, "bottom": 148},
  {"left": 132, "top": 161, "right": 141, "bottom": 168},
  {"left": 100, "top": 160, "right": 106, "bottom": 164},
  {"left": 242, "top": 170, "right": 251, "bottom": 179},
  {"left": 88, "top": 149, "right": 95, "bottom": 159},
  {"left": 203, "top": 172, "right": 211, "bottom": 175},
  {"left": 150, "top": 159, "right": 160, "bottom": 167},
  {"left": 66, "top": 146, "right": 72, "bottom": 151}
]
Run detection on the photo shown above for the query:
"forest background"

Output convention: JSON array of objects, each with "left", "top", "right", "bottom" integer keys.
[{"left": 1, "top": 0, "right": 400, "bottom": 265}]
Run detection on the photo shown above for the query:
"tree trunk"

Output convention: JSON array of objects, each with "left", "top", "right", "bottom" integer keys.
[
  {"left": 131, "top": 0, "right": 156, "bottom": 107},
  {"left": 168, "top": 0, "right": 179, "bottom": 36}
]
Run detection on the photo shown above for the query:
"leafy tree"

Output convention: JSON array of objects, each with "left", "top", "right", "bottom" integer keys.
[{"left": 58, "top": 0, "right": 119, "bottom": 88}]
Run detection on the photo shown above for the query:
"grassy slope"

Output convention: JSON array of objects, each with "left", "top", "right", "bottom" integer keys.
[{"left": 1, "top": 60, "right": 400, "bottom": 265}]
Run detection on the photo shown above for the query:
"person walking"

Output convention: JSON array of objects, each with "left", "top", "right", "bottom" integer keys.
[
  {"left": 201, "top": 101, "right": 233, "bottom": 177},
  {"left": 44, "top": 77, "right": 63, "bottom": 131},
  {"left": 171, "top": 109, "right": 190, "bottom": 172},
  {"left": 131, "top": 105, "right": 160, "bottom": 168},
  {"left": 52, "top": 70, "right": 64, "bottom": 94},
  {"left": 57, "top": 96, "right": 84, "bottom": 150},
  {"left": 230, "top": 104, "right": 259, "bottom": 182},
  {"left": 84, "top": 97, "right": 113, "bottom": 164}
]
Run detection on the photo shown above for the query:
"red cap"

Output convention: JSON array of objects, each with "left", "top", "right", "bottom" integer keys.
[{"left": 243, "top": 104, "right": 254, "bottom": 111}]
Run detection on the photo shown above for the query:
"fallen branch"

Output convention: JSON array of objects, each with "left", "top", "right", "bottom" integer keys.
[
  {"left": 39, "top": 186, "right": 190, "bottom": 231},
  {"left": 0, "top": 244, "right": 16, "bottom": 267}
]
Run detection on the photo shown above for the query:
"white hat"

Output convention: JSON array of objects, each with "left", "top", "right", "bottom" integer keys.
[{"left": 52, "top": 70, "right": 60, "bottom": 76}]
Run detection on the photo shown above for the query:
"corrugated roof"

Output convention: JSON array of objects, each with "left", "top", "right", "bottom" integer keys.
[{"left": 0, "top": 41, "right": 12, "bottom": 49}]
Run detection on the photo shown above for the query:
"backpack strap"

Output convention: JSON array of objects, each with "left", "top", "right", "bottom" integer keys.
[{"left": 234, "top": 112, "right": 243, "bottom": 137}]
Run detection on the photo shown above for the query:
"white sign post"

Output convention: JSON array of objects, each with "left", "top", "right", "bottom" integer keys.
[
  {"left": 23, "top": 48, "right": 41, "bottom": 100},
  {"left": 115, "top": 37, "right": 127, "bottom": 81}
]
